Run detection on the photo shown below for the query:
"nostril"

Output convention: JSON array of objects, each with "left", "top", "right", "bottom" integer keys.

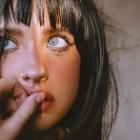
[
  {"left": 21, "top": 72, "right": 30, "bottom": 81},
  {"left": 23, "top": 76, "right": 30, "bottom": 81}
]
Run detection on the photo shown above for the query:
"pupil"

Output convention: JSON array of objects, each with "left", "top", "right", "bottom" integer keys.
[{"left": 49, "top": 37, "right": 59, "bottom": 46}]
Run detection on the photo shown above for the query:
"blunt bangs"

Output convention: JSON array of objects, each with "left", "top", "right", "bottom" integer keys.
[
  {"left": 0, "top": 0, "right": 32, "bottom": 25},
  {"left": 0, "top": 0, "right": 82, "bottom": 33}
]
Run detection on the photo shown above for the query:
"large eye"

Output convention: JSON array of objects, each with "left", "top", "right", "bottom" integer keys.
[
  {"left": 47, "top": 36, "right": 68, "bottom": 48},
  {"left": 3, "top": 39, "right": 17, "bottom": 50}
]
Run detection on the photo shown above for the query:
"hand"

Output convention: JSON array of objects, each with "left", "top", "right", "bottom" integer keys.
[{"left": 0, "top": 78, "right": 45, "bottom": 140}]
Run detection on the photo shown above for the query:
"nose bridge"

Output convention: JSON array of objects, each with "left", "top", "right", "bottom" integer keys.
[
  {"left": 26, "top": 21, "right": 43, "bottom": 67},
  {"left": 28, "top": 44, "right": 42, "bottom": 68}
]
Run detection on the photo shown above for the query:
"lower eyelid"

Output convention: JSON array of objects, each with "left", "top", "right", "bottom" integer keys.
[
  {"left": 48, "top": 45, "right": 69, "bottom": 52},
  {"left": 3, "top": 47, "right": 18, "bottom": 55}
]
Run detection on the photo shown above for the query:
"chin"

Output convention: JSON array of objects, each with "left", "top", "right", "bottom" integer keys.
[
  {"left": 29, "top": 115, "right": 52, "bottom": 132},
  {"left": 26, "top": 111, "right": 62, "bottom": 133}
]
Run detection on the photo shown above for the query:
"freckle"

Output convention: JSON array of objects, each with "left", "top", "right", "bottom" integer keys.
[{"left": 55, "top": 53, "right": 63, "bottom": 57}]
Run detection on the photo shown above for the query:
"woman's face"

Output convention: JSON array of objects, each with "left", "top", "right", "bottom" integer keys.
[{"left": 0, "top": 5, "right": 80, "bottom": 131}]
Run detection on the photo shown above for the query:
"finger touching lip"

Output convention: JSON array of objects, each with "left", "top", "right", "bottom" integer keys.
[{"left": 23, "top": 89, "right": 55, "bottom": 111}]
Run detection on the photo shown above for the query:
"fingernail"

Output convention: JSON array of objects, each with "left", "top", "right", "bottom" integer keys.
[{"left": 36, "top": 93, "right": 45, "bottom": 103}]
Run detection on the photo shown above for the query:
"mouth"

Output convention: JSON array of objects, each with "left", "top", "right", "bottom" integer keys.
[
  {"left": 25, "top": 88, "right": 55, "bottom": 111},
  {"left": 39, "top": 94, "right": 55, "bottom": 111}
]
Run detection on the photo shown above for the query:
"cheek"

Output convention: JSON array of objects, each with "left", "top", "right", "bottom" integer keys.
[
  {"left": 52, "top": 62, "right": 79, "bottom": 81},
  {"left": 44, "top": 51, "right": 80, "bottom": 126},
  {"left": 48, "top": 51, "right": 80, "bottom": 86},
  {"left": 47, "top": 50, "right": 80, "bottom": 103},
  {"left": 0, "top": 51, "right": 28, "bottom": 78},
  {"left": 1, "top": 57, "right": 21, "bottom": 78}
]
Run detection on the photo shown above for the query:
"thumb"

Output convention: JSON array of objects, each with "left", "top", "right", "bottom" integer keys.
[{"left": 1, "top": 93, "right": 45, "bottom": 140}]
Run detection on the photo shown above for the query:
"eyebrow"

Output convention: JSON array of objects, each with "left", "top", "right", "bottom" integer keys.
[
  {"left": 0, "top": 27, "right": 71, "bottom": 38},
  {"left": 0, "top": 27, "right": 23, "bottom": 36},
  {"left": 42, "top": 27, "right": 69, "bottom": 35}
]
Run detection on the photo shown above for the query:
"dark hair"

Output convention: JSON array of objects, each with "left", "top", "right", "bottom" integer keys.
[{"left": 0, "top": 0, "right": 117, "bottom": 140}]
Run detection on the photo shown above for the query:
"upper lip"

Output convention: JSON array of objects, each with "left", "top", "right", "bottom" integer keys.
[{"left": 24, "top": 88, "right": 54, "bottom": 101}]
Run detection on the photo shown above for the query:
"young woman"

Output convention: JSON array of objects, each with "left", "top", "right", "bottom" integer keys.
[{"left": 0, "top": 0, "right": 117, "bottom": 140}]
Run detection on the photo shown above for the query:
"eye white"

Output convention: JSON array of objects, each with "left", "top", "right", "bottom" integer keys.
[
  {"left": 47, "top": 37, "right": 67, "bottom": 48},
  {"left": 4, "top": 39, "right": 16, "bottom": 49}
]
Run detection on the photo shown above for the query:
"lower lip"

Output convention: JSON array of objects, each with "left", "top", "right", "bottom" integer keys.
[{"left": 39, "top": 101, "right": 54, "bottom": 111}]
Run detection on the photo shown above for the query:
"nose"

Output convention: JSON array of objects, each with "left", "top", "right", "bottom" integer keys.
[
  {"left": 21, "top": 66, "right": 48, "bottom": 83},
  {"left": 20, "top": 48, "right": 48, "bottom": 85}
]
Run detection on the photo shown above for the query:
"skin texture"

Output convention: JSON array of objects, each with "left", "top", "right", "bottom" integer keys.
[{"left": 0, "top": 3, "right": 80, "bottom": 134}]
